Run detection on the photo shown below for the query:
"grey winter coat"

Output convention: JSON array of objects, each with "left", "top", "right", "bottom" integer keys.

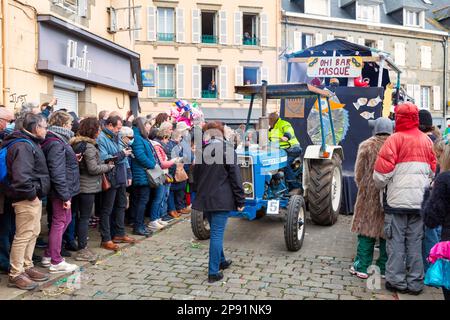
[{"left": 70, "top": 136, "right": 112, "bottom": 194}]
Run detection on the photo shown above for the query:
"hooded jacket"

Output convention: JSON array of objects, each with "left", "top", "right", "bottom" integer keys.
[
  {"left": 2, "top": 130, "right": 51, "bottom": 202},
  {"left": 41, "top": 130, "right": 80, "bottom": 201},
  {"left": 71, "top": 136, "right": 112, "bottom": 194},
  {"left": 373, "top": 103, "right": 436, "bottom": 213}
]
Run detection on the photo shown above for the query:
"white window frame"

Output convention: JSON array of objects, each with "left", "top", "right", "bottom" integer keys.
[
  {"left": 404, "top": 9, "right": 424, "bottom": 28},
  {"left": 304, "top": 0, "right": 330, "bottom": 17},
  {"left": 420, "top": 86, "right": 431, "bottom": 110},
  {"left": 303, "top": 33, "right": 314, "bottom": 50},
  {"left": 356, "top": 2, "right": 380, "bottom": 23},
  {"left": 157, "top": 7, "right": 175, "bottom": 40},
  {"left": 157, "top": 64, "right": 175, "bottom": 97}
]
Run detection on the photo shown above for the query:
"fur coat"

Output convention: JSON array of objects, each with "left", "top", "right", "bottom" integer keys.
[{"left": 351, "top": 135, "right": 389, "bottom": 239}]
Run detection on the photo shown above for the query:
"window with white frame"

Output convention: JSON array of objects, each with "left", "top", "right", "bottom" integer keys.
[
  {"left": 395, "top": 42, "right": 406, "bottom": 66},
  {"left": 304, "top": 0, "right": 329, "bottom": 16},
  {"left": 302, "top": 34, "right": 314, "bottom": 50},
  {"left": 157, "top": 7, "right": 175, "bottom": 41},
  {"left": 52, "top": 0, "right": 87, "bottom": 17},
  {"left": 356, "top": 3, "right": 380, "bottom": 22},
  {"left": 421, "top": 86, "right": 431, "bottom": 110},
  {"left": 405, "top": 10, "right": 424, "bottom": 27},
  {"left": 157, "top": 65, "right": 175, "bottom": 98}
]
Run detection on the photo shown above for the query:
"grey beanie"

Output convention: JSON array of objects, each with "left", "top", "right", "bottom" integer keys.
[{"left": 368, "top": 118, "right": 394, "bottom": 136}]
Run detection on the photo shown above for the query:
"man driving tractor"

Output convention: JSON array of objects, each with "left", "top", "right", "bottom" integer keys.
[{"left": 268, "top": 112, "right": 302, "bottom": 192}]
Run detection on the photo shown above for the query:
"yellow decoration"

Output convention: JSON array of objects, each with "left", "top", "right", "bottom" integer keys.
[{"left": 383, "top": 83, "right": 394, "bottom": 118}]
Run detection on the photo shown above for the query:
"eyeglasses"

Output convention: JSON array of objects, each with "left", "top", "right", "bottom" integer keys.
[{"left": 126, "top": 136, "right": 134, "bottom": 139}]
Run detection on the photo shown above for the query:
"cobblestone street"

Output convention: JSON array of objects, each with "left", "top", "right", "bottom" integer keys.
[{"left": 0, "top": 213, "right": 442, "bottom": 300}]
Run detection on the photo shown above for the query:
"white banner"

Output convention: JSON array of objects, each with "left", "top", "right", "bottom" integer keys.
[{"left": 307, "top": 56, "right": 363, "bottom": 78}]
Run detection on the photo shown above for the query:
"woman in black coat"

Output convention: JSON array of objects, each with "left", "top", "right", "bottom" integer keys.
[
  {"left": 192, "top": 121, "right": 245, "bottom": 283},
  {"left": 422, "top": 142, "right": 450, "bottom": 301}
]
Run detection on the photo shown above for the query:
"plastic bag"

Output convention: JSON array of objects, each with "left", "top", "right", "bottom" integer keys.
[{"left": 424, "top": 258, "right": 450, "bottom": 290}]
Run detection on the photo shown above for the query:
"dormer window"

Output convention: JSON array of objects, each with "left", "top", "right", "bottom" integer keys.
[
  {"left": 304, "top": 0, "right": 330, "bottom": 16},
  {"left": 404, "top": 9, "right": 425, "bottom": 28},
  {"left": 356, "top": 2, "right": 380, "bottom": 23}
]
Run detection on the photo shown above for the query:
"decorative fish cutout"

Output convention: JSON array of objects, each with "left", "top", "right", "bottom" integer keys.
[
  {"left": 357, "top": 98, "right": 368, "bottom": 106},
  {"left": 360, "top": 111, "right": 375, "bottom": 120},
  {"left": 367, "top": 96, "right": 382, "bottom": 107},
  {"left": 353, "top": 102, "right": 361, "bottom": 111}
]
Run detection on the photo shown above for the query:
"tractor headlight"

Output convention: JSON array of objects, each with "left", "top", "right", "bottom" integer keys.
[{"left": 243, "top": 182, "right": 253, "bottom": 195}]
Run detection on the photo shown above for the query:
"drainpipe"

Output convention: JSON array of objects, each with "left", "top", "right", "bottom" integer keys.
[
  {"left": 1, "top": 0, "right": 9, "bottom": 107},
  {"left": 443, "top": 36, "right": 448, "bottom": 122}
]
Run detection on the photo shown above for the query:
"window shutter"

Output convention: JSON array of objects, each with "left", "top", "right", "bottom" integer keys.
[
  {"left": 347, "top": 36, "right": 354, "bottom": 43},
  {"left": 261, "top": 67, "right": 269, "bottom": 83},
  {"left": 176, "top": 8, "right": 185, "bottom": 43},
  {"left": 235, "top": 66, "right": 244, "bottom": 99},
  {"left": 219, "top": 66, "right": 228, "bottom": 100},
  {"left": 414, "top": 85, "right": 421, "bottom": 107},
  {"left": 234, "top": 12, "right": 243, "bottom": 45},
  {"left": 219, "top": 11, "right": 227, "bottom": 45},
  {"left": 148, "top": 64, "right": 157, "bottom": 98},
  {"left": 134, "top": 7, "right": 142, "bottom": 40},
  {"left": 192, "top": 9, "right": 201, "bottom": 44},
  {"left": 147, "top": 6, "right": 156, "bottom": 41},
  {"left": 176, "top": 64, "right": 185, "bottom": 98},
  {"left": 260, "top": 13, "right": 269, "bottom": 47},
  {"left": 315, "top": 33, "right": 323, "bottom": 46},
  {"left": 293, "top": 31, "right": 302, "bottom": 52},
  {"left": 358, "top": 38, "right": 365, "bottom": 46},
  {"left": 78, "top": 0, "right": 88, "bottom": 17},
  {"left": 377, "top": 40, "right": 384, "bottom": 51},
  {"left": 406, "top": 84, "right": 414, "bottom": 101},
  {"left": 192, "top": 65, "right": 201, "bottom": 99},
  {"left": 433, "top": 86, "right": 441, "bottom": 111},
  {"left": 327, "top": 34, "right": 334, "bottom": 41},
  {"left": 395, "top": 43, "right": 405, "bottom": 66},
  {"left": 421, "top": 46, "right": 431, "bottom": 69}
]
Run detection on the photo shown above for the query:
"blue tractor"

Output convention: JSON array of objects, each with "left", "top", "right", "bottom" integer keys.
[{"left": 191, "top": 81, "right": 344, "bottom": 251}]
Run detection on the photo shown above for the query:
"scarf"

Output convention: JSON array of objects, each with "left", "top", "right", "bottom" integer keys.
[{"left": 48, "top": 125, "right": 74, "bottom": 143}]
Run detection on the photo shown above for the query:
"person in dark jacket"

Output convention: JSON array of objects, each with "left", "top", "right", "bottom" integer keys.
[
  {"left": 421, "top": 140, "right": 450, "bottom": 300},
  {"left": 2, "top": 113, "right": 51, "bottom": 290},
  {"left": 97, "top": 115, "right": 135, "bottom": 251},
  {"left": 129, "top": 117, "right": 156, "bottom": 237},
  {"left": 71, "top": 117, "right": 115, "bottom": 261},
  {"left": 192, "top": 121, "right": 245, "bottom": 283},
  {"left": 40, "top": 111, "right": 80, "bottom": 274}
]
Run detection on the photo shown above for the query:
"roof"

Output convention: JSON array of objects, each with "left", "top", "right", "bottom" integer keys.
[
  {"left": 282, "top": 0, "right": 446, "bottom": 32},
  {"left": 384, "top": 0, "right": 428, "bottom": 14},
  {"left": 286, "top": 39, "right": 373, "bottom": 58}
]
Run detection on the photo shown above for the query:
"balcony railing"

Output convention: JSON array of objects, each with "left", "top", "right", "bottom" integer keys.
[
  {"left": 158, "top": 89, "right": 176, "bottom": 98},
  {"left": 202, "top": 90, "right": 218, "bottom": 99},
  {"left": 157, "top": 33, "right": 175, "bottom": 42},
  {"left": 243, "top": 37, "right": 259, "bottom": 46},
  {"left": 202, "top": 35, "right": 218, "bottom": 44}
]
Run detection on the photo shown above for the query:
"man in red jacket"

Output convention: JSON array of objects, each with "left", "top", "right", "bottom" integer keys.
[{"left": 373, "top": 102, "right": 436, "bottom": 295}]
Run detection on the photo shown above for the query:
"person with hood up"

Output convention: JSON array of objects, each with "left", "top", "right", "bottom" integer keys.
[
  {"left": 350, "top": 117, "right": 393, "bottom": 279},
  {"left": 373, "top": 102, "right": 436, "bottom": 295}
]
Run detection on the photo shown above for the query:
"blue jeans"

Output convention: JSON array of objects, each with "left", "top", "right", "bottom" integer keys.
[
  {"left": 422, "top": 225, "right": 442, "bottom": 272},
  {"left": 147, "top": 185, "right": 165, "bottom": 222},
  {"left": 160, "top": 184, "right": 171, "bottom": 218},
  {"left": 205, "top": 211, "right": 229, "bottom": 276},
  {"left": 284, "top": 145, "right": 302, "bottom": 190},
  {"left": 168, "top": 189, "right": 186, "bottom": 212},
  {"left": 0, "top": 198, "right": 15, "bottom": 272},
  {"left": 130, "top": 186, "right": 151, "bottom": 231},
  {"left": 168, "top": 191, "right": 176, "bottom": 212}
]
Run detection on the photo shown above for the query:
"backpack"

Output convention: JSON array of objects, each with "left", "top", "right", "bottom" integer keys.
[{"left": 0, "top": 138, "right": 35, "bottom": 187}]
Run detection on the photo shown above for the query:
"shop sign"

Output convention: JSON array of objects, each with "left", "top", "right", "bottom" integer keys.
[
  {"left": 141, "top": 68, "right": 155, "bottom": 87},
  {"left": 307, "top": 56, "right": 363, "bottom": 78},
  {"left": 66, "top": 39, "right": 92, "bottom": 76}
]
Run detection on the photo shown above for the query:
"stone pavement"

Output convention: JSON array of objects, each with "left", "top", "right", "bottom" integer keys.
[{"left": 0, "top": 213, "right": 444, "bottom": 300}]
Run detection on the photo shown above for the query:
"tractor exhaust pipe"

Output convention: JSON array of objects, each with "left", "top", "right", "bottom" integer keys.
[{"left": 259, "top": 80, "right": 269, "bottom": 150}]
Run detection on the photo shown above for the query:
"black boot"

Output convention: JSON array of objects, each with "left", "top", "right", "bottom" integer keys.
[{"left": 208, "top": 272, "right": 224, "bottom": 283}]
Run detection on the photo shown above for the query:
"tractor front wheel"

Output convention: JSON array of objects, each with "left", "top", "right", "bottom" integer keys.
[
  {"left": 308, "top": 154, "right": 343, "bottom": 226},
  {"left": 284, "top": 195, "right": 306, "bottom": 252},
  {"left": 191, "top": 209, "right": 210, "bottom": 240}
]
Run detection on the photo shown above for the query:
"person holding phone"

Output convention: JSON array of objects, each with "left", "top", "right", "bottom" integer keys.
[{"left": 192, "top": 121, "right": 245, "bottom": 283}]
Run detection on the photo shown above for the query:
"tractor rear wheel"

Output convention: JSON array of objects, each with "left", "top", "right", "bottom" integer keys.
[
  {"left": 191, "top": 209, "right": 210, "bottom": 240},
  {"left": 284, "top": 195, "right": 306, "bottom": 252},
  {"left": 308, "top": 154, "right": 343, "bottom": 226}
]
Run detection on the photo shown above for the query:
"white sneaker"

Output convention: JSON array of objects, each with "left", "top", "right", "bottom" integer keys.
[
  {"left": 41, "top": 256, "right": 51, "bottom": 268},
  {"left": 49, "top": 260, "right": 78, "bottom": 274},
  {"left": 157, "top": 219, "right": 168, "bottom": 226},
  {"left": 147, "top": 221, "right": 164, "bottom": 231}
]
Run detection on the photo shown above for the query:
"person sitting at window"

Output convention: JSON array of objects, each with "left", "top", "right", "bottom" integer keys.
[{"left": 208, "top": 80, "right": 217, "bottom": 94}]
